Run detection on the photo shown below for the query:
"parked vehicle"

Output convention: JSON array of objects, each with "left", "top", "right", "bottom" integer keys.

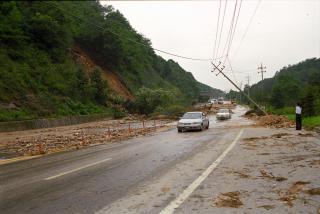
[
  {"left": 216, "top": 108, "right": 231, "bottom": 120},
  {"left": 208, "top": 99, "right": 218, "bottom": 104},
  {"left": 218, "top": 97, "right": 224, "bottom": 104},
  {"left": 177, "top": 112, "right": 209, "bottom": 132}
]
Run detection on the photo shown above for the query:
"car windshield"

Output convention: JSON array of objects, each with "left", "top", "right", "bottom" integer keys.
[
  {"left": 182, "top": 113, "right": 202, "bottom": 119},
  {"left": 218, "top": 109, "right": 229, "bottom": 113}
]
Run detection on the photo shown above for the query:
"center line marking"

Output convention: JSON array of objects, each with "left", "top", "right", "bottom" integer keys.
[
  {"left": 159, "top": 129, "right": 244, "bottom": 214},
  {"left": 44, "top": 157, "right": 112, "bottom": 180}
]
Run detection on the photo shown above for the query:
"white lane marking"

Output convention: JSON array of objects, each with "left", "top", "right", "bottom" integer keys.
[
  {"left": 159, "top": 129, "right": 244, "bottom": 214},
  {"left": 44, "top": 158, "right": 112, "bottom": 180}
]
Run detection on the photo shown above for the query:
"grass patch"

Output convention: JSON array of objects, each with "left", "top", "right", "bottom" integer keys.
[
  {"left": 284, "top": 114, "right": 320, "bottom": 129},
  {"left": 303, "top": 116, "right": 320, "bottom": 129},
  {"left": 268, "top": 107, "right": 320, "bottom": 129}
]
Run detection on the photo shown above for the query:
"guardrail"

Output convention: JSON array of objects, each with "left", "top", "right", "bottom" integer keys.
[{"left": 0, "top": 114, "right": 112, "bottom": 132}]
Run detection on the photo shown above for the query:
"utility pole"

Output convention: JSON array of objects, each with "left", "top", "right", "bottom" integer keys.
[
  {"left": 211, "top": 61, "right": 267, "bottom": 115},
  {"left": 246, "top": 75, "right": 250, "bottom": 97},
  {"left": 257, "top": 63, "right": 266, "bottom": 81},
  {"left": 257, "top": 63, "right": 266, "bottom": 107}
]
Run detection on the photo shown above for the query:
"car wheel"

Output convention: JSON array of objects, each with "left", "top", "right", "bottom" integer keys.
[
  {"left": 178, "top": 129, "right": 182, "bottom": 133},
  {"left": 206, "top": 122, "right": 209, "bottom": 129}
]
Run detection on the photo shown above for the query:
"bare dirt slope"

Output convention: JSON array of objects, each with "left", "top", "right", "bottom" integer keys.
[{"left": 72, "top": 46, "right": 134, "bottom": 100}]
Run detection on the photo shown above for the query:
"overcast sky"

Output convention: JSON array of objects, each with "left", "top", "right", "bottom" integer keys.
[{"left": 102, "top": 0, "right": 320, "bottom": 92}]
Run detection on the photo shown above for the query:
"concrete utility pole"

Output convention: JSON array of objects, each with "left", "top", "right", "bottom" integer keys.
[
  {"left": 257, "top": 63, "right": 266, "bottom": 81},
  {"left": 211, "top": 62, "right": 267, "bottom": 115},
  {"left": 246, "top": 75, "right": 250, "bottom": 97}
]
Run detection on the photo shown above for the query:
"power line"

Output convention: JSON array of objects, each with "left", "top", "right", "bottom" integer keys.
[
  {"left": 232, "top": 0, "right": 262, "bottom": 60},
  {"left": 212, "top": 0, "right": 222, "bottom": 61},
  {"left": 48, "top": 2, "right": 217, "bottom": 62},
  {"left": 226, "top": 56, "right": 239, "bottom": 85},
  {"left": 221, "top": 0, "right": 238, "bottom": 60},
  {"left": 225, "top": 0, "right": 242, "bottom": 59},
  {"left": 214, "top": 0, "right": 228, "bottom": 62}
]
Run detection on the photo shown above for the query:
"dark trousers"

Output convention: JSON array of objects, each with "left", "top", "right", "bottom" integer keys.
[{"left": 296, "top": 114, "right": 302, "bottom": 130}]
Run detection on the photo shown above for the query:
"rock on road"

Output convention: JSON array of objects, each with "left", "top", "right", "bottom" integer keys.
[{"left": 0, "top": 106, "right": 319, "bottom": 214}]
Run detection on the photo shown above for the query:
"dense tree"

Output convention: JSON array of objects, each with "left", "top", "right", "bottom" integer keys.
[{"left": 0, "top": 1, "right": 223, "bottom": 121}]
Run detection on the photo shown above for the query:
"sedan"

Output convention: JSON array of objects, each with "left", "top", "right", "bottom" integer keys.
[
  {"left": 216, "top": 108, "right": 231, "bottom": 120},
  {"left": 177, "top": 112, "right": 209, "bottom": 132}
]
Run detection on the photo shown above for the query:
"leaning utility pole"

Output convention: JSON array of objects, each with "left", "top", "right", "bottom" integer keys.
[
  {"left": 211, "top": 61, "right": 267, "bottom": 115},
  {"left": 257, "top": 63, "right": 266, "bottom": 81}
]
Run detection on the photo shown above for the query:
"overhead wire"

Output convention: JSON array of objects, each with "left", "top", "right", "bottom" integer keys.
[
  {"left": 48, "top": 2, "right": 221, "bottom": 62},
  {"left": 214, "top": 0, "right": 228, "bottom": 63},
  {"left": 212, "top": 0, "right": 222, "bottom": 62},
  {"left": 221, "top": 0, "right": 239, "bottom": 63},
  {"left": 232, "top": 0, "right": 262, "bottom": 60},
  {"left": 225, "top": 0, "right": 242, "bottom": 60}
]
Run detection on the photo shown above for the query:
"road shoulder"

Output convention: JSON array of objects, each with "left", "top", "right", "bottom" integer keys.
[{"left": 177, "top": 127, "right": 320, "bottom": 213}]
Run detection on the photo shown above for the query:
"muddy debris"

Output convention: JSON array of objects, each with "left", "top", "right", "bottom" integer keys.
[
  {"left": 228, "top": 169, "right": 251, "bottom": 179},
  {"left": 0, "top": 120, "right": 172, "bottom": 159},
  {"left": 258, "top": 205, "right": 275, "bottom": 210},
  {"left": 279, "top": 181, "right": 310, "bottom": 207},
  {"left": 260, "top": 169, "right": 287, "bottom": 182},
  {"left": 298, "top": 133, "right": 314, "bottom": 137},
  {"left": 243, "top": 136, "right": 268, "bottom": 141},
  {"left": 212, "top": 191, "right": 243, "bottom": 208},
  {"left": 245, "top": 113, "right": 295, "bottom": 128},
  {"left": 271, "top": 133, "right": 291, "bottom": 138},
  {"left": 304, "top": 188, "right": 320, "bottom": 195}
]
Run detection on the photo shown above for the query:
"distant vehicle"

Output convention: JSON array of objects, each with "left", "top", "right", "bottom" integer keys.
[
  {"left": 177, "top": 112, "right": 209, "bottom": 132},
  {"left": 216, "top": 108, "right": 231, "bottom": 120},
  {"left": 218, "top": 97, "right": 224, "bottom": 104},
  {"left": 208, "top": 99, "right": 218, "bottom": 104}
]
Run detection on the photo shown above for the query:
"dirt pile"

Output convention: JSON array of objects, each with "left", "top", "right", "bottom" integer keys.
[
  {"left": 245, "top": 113, "right": 295, "bottom": 128},
  {"left": 212, "top": 191, "right": 243, "bottom": 208}
]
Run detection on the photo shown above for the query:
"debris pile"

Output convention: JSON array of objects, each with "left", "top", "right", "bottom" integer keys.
[
  {"left": 245, "top": 113, "right": 295, "bottom": 128},
  {"left": 0, "top": 119, "right": 173, "bottom": 158}
]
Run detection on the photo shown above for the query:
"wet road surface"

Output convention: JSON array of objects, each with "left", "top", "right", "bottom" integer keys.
[{"left": 0, "top": 106, "right": 252, "bottom": 214}]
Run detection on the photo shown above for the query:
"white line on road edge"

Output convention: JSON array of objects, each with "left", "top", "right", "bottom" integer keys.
[
  {"left": 159, "top": 129, "right": 244, "bottom": 214},
  {"left": 44, "top": 158, "right": 112, "bottom": 180}
]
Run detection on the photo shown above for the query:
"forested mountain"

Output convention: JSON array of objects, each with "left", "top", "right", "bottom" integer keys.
[
  {"left": 237, "top": 58, "right": 320, "bottom": 116},
  {"left": 0, "top": 1, "right": 223, "bottom": 121}
]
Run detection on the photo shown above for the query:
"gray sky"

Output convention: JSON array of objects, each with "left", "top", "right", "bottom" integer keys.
[{"left": 102, "top": 0, "right": 320, "bottom": 91}]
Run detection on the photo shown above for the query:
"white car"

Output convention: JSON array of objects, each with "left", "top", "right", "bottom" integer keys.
[
  {"left": 177, "top": 112, "right": 209, "bottom": 132},
  {"left": 208, "top": 99, "right": 218, "bottom": 104},
  {"left": 216, "top": 108, "right": 231, "bottom": 120}
]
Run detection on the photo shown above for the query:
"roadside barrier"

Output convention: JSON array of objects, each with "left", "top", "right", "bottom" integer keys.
[{"left": 0, "top": 114, "right": 111, "bottom": 132}]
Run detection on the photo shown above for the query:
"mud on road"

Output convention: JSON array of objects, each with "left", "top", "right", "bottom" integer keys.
[
  {"left": 176, "top": 127, "right": 320, "bottom": 214},
  {"left": 0, "top": 118, "right": 173, "bottom": 160}
]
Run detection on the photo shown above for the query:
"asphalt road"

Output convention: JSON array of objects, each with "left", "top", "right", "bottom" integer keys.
[{"left": 0, "top": 106, "right": 251, "bottom": 214}]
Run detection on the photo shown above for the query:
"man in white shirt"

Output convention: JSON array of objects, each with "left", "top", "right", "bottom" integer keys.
[{"left": 296, "top": 102, "right": 302, "bottom": 130}]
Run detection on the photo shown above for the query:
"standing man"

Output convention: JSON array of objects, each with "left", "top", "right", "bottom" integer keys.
[{"left": 296, "top": 102, "right": 302, "bottom": 130}]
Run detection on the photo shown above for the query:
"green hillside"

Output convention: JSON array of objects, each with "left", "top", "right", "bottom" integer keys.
[{"left": 0, "top": 1, "right": 223, "bottom": 121}]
